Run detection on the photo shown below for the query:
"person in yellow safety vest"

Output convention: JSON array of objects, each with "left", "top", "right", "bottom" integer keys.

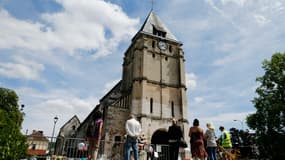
[{"left": 219, "top": 126, "right": 232, "bottom": 152}]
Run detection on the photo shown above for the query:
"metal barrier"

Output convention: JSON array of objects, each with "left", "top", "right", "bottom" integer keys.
[
  {"left": 54, "top": 137, "right": 88, "bottom": 158},
  {"left": 97, "top": 140, "right": 125, "bottom": 160},
  {"left": 98, "top": 141, "right": 170, "bottom": 160},
  {"left": 26, "top": 136, "right": 88, "bottom": 159},
  {"left": 26, "top": 136, "right": 191, "bottom": 160},
  {"left": 152, "top": 144, "right": 170, "bottom": 160}
]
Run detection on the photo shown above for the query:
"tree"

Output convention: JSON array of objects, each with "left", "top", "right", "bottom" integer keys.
[
  {"left": 247, "top": 53, "right": 285, "bottom": 159},
  {"left": 0, "top": 87, "right": 27, "bottom": 159}
]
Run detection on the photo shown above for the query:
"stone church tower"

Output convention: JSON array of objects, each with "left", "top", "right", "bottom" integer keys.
[
  {"left": 74, "top": 11, "right": 189, "bottom": 158},
  {"left": 120, "top": 10, "right": 188, "bottom": 140}
]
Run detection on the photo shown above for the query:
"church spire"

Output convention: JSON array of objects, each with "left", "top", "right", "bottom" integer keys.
[{"left": 135, "top": 11, "right": 179, "bottom": 42}]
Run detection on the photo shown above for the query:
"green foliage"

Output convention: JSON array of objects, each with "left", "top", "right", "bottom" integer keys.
[
  {"left": 247, "top": 53, "right": 285, "bottom": 159},
  {"left": 0, "top": 87, "right": 27, "bottom": 160}
]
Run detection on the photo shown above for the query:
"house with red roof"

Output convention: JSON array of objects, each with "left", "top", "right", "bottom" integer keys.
[{"left": 26, "top": 130, "right": 49, "bottom": 156}]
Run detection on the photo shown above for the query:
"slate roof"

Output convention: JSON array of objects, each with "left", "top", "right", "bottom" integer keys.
[
  {"left": 138, "top": 11, "right": 178, "bottom": 41},
  {"left": 27, "top": 130, "right": 49, "bottom": 141}
]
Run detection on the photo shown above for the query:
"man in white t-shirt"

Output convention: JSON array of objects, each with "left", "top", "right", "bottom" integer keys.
[{"left": 124, "top": 114, "right": 141, "bottom": 160}]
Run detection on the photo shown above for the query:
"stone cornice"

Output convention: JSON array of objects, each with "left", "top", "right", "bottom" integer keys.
[
  {"left": 132, "top": 77, "right": 186, "bottom": 89},
  {"left": 137, "top": 114, "right": 189, "bottom": 124}
]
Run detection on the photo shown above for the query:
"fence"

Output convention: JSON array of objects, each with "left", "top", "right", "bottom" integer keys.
[{"left": 26, "top": 136, "right": 192, "bottom": 160}]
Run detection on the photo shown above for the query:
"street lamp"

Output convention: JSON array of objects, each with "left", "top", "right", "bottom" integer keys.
[
  {"left": 50, "top": 116, "right": 59, "bottom": 156},
  {"left": 233, "top": 119, "right": 244, "bottom": 131},
  {"left": 51, "top": 116, "right": 59, "bottom": 142},
  {"left": 20, "top": 104, "right": 25, "bottom": 111}
]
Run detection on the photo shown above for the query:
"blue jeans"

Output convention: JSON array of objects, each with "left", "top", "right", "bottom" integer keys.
[
  {"left": 125, "top": 136, "right": 138, "bottom": 160},
  {"left": 207, "top": 147, "right": 217, "bottom": 160}
]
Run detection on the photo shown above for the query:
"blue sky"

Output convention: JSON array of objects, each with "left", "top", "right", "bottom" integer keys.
[{"left": 1, "top": 0, "right": 285, "bottom": 137}]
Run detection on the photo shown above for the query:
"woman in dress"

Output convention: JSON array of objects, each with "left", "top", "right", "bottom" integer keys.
[{"left": 189, "top": 119, "right": 207, "bottom": 160}]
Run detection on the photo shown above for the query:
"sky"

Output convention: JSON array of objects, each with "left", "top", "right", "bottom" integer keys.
[{"left": 1, "top": 0, "right": 285, "bottom": 137}]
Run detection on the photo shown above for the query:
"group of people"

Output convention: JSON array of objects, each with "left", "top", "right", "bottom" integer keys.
[
  {"left": 189, "top": 118, "right": 233, "bottom": 160},
  {"left": 125, "top": 115, "right": 185, "bottom": 160},
  {"left": 85, "top": 112, "right": 232, "bottom": 160},
  {"left": 124, "top": 115, "right": 185, "bottom": 160},
  {"left": 85, "top": 112, "right": 142, "bottom": 160}
]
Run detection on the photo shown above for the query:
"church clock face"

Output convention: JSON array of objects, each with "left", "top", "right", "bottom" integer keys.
[{"left": 158, "top": 41, "right": 167, "bottom": 50}]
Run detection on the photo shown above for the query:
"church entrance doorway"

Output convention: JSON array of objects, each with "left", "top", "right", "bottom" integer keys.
[
  {"left": 150, "top": 128, "right": 170, "bottom": 159},
  {"left": 151, "top": 128, "right": 168, "bottom": 144}
]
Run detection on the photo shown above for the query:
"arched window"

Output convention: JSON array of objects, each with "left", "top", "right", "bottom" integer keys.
[
  {"left": 171, "top": 101, "right": 174, "bottom": 117},
  {"left": 153, "top": 26, "right": 166, "bottom": 38},
  {"left": 150, "top": 98, "right": 153, "bottom": 113},
  {"left": 152, "top": 40, "right": 155, "bottom": 48}
]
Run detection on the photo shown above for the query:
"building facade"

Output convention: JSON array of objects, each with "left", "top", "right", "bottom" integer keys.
[
  {"left": 55, "top": 115, "right": 81, "bottom": 156},
  {"left": 26, "top": 130, "right": 49, "bottom": 156}
]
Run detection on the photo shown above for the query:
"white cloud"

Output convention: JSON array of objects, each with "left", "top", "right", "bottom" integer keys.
[
  {"left": 219, "top": 42, "right": 235, "bottom": 52},
  {"left": 253, "top": 14, "right": 270, "bottom": 25},
  {"left": 206, "top": 0, "right": 285, "bottom": 67},
  {"left": 212, "top": 53, "right": 242, "bottom": 66},
  {"left": 102, "top": 78, "right": 120, "bottom": 93},
  {"left": 190, "top": 98, "right": 226, "bottom": 110},
  {"left": 0, "top": 55, "right": 44, "bottom": 80},
  {"left": 197, "top": 111, "right": 254, "bottom": 130},
  {"left": 0, "top": 0, "right": 139, "bottom": 58},
  {"left": 37, "top": 97, "right": 96, "bottom": 115},
  {"left": 0, "top": 10, "right": 49, "bottom": 51},
  {"left": 186, "top": 72, "right": 197, "bottom": 90},
  {"left": 18, "top": 87, "right": 98, "bottom": 136},
  {"left": 221, "top": 0, "right": 248, "bottom": 6},
  {"left": 194, "top": 97, "right": 204, "bottom": 103},
  {"left": 17, "top": 87, "right": 99, "bottom": 106},
  {"left": 205, "top": 0, "right": 241, "bottom": 31}
]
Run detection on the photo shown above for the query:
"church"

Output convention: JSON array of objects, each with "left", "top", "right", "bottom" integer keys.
[{"left": 73, "top": 10, "right": 189, "bottom": 158}]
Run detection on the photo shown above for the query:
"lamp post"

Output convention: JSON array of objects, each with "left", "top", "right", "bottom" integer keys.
[
  {"left": 233, "top": 119, "right": 244, "bottom": 131},
  {"left": 52, "top": 116, "right": 59, "bottom": 142},
  {"left": 16, "top": 104, "right": 25, "bottom": 126},
  {"left": 50, "top": 116, "right": 58, "bottom": 156}
]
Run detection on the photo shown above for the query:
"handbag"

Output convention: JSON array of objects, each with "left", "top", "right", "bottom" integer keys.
[
  {"left": 179, "top": 137, "right": 188, "bottom": 148},
  {"left": 154, "top": 151, "right": 159, "bottom": 158}
]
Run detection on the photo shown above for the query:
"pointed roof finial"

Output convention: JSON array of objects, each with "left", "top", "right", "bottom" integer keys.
[{"left": 151, "top": 0, "right": 154, "bottom": 11}]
